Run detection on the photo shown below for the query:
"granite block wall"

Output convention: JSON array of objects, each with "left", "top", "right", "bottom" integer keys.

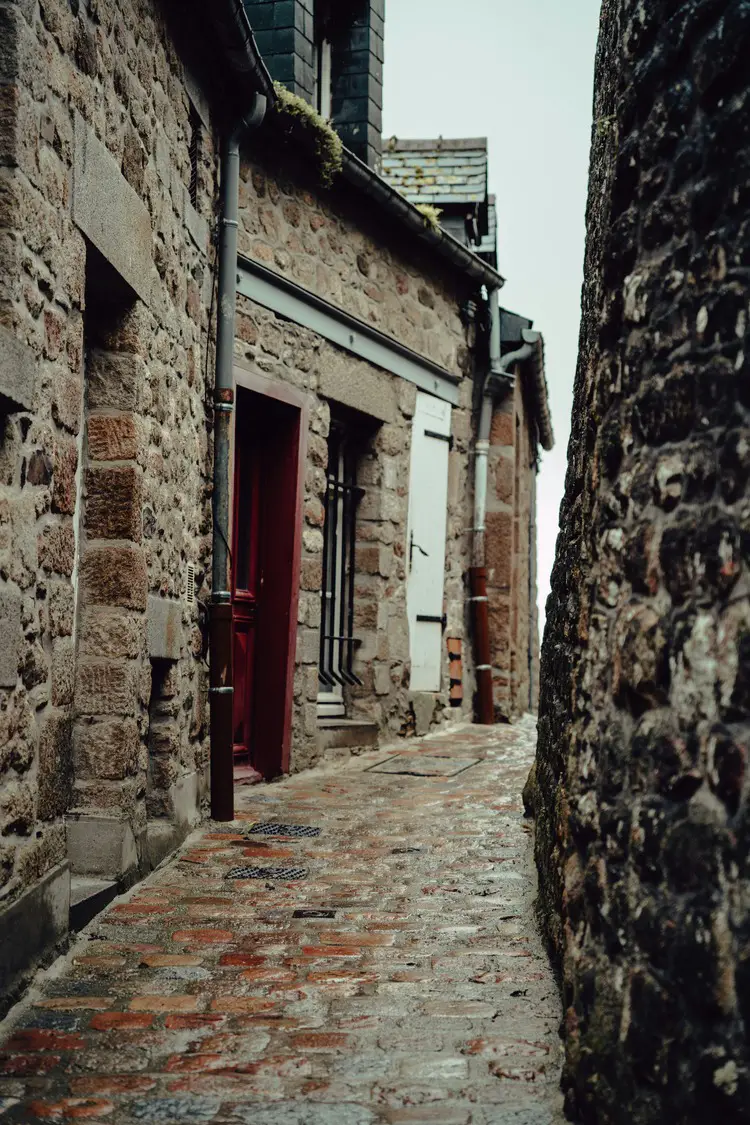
[{"left": 0, "top": 0, "right": 215, "bottom": 924}]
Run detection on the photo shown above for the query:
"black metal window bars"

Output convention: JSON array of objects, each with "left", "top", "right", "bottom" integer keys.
[{"left": 319, "top": 425, "right": 364, "bottom": 692}]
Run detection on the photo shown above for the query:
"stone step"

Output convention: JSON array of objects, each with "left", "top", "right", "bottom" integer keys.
[
  {"left": 69, "top": 876, "right": 118, "bottom": 932},
  {"left": 317, "top": 719, "right": 379, "bottom": 754}
]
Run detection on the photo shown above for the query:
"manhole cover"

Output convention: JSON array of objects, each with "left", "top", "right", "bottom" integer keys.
[
  {"left": 225, "top": 865, "right": 308, "bottom": 880},
  {"left": 247, "top": 823, "right": 321, "bottom": 838},
  {"left": 367, "top": 755, "right": 480, "bottom": 777},
  {"left": 293, "top": 909, "right": 336, "bottom": 919}
]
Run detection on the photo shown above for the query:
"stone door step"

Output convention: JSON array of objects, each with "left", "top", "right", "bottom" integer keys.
[
  {"left": 316, "top": 719, "right": 379, "bottom": 753},
  {"left": 69, "top": 876, "right": 118, "bottom": 932}
]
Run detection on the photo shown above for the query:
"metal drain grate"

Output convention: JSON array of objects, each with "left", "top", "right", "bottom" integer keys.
[
  {"left": 225, "top": 865, "right": 308, "bottom": 880},
  {"left": 247, "top": 823, "right": 321, "bottom": 838},
  {"left": 293, "top": 908, "right": 336, "bottom": 919},
  {"left": 366, "top": 754, "right": 480, "bottom": 777}
]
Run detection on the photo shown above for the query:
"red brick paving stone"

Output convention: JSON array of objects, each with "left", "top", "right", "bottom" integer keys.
[
  {"left": 28, "top": 1097, "right": 115, "bottom": 1119},
  {"left": 317, "top": 932, "right": 396, "bottom": 947},
  {"left": 289, "top": 1031, "right": 350, "bottom": 1050},
  {"left": 306, "top": 969, "right": 379, "bottom": 983},
  {"left": 129, "top": 995, "right": 201, "bottom": 1012},
  {"left": 164, "top": 1014, "right": 225, "bottom": 1030},
  {"left": 89, "top": 1012, "right": 154, "bottom": 1031},
  {"left": 240, "top": 968, "right": 298, "bottom": 984},
  {"left": 109, "top": 902, "right": 166, "bottom": 915},
  {"left": 241, "top": 846, "right": 295, "bottom": 858},
  {"left": 208, "top": 997, "right": 278, "bottom": 1014},
  {"left": 218, "top": 953, "right": 266, "bottom": 967},
  {"left": 37, "top": 998, "right": 114, "bottom": 1011},
  {"left": 300, "top": 945, "right": 363, "bottom": 958},
  {"left": 171, "top": 928, "right": 234, "bottom": 943},
  {"left": 6, "top": 1030, "right": 85, "bottom": 1051},
  {"left": 68, "top": 1075, "right": 156, "bottom": 1095},
  {"left": 164, "top": 1053, "right": 226, "bottom": 1072},
  {"left": 0, "top": 1054, "right": 62, "bottom": 1076},
  {"left": 71, "top": 956, "right": 127, "bottom": 969},
  {"left": 140, "top": 954, "right": 205, "bottom": 967}
]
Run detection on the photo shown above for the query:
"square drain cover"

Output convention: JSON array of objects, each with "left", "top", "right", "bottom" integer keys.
[
  {"left": 225, "top": 865, "right": 308, "bottom": 880},
  {"left": 367, "top": 755, "right": 480, "bottom": 777},
  {"left": 248, "top": 823, "right": 321, "bottom": 838}
]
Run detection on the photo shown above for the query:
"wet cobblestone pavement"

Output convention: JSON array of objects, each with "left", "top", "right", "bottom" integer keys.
[{"left": 0, "top": 718, "right": 564, "bottom": 1124}]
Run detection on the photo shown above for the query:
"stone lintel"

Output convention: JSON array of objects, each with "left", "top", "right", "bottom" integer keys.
[
  {"left": 72, "top": 113, "right": 153, "bottom": 304},
  {"left": 319, "top": 363, "right": 396, "bottom": 425}
]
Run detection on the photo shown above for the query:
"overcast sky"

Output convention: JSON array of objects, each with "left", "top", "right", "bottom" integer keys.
[{"left": 382, "top": 0, "right": 602, "bottom": 628}]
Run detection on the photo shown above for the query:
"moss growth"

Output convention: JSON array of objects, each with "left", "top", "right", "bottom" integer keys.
[
  {"left": 272, "top": 82, "right": 343, "bottom": 189},
  {"left": 416, "top": 203, "right": 443, "bottom": 232}
]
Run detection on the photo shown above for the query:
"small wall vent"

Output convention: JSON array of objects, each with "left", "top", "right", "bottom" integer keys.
[{"left": 185, "top": 562, "right": 196, "bottom": 606}]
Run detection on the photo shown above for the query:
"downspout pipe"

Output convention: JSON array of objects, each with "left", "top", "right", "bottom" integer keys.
[
  {"left": 210, "top": 92, "right": 267, "bottom": 822},
  {"left": 470, "top": 293, "right": 538, "bottom": 724}
]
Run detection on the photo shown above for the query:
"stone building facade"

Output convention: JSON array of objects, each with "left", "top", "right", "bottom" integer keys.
[
  {"left": 233, "top": 143, "right": 478, "bottom": 769},
  {"left": 0, "top": 0, "right": 221, "bottom": 1009},
  {"left": 0, "top": 0, "right": 551, "bottom": 1011},
  {"left": 535, "top": 1, "right": 750, "bottom": 1121}
]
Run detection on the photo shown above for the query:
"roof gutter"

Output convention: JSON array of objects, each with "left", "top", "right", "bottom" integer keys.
[
  {"left": 340, "top": 150, "right": 505, "bottom": 292},
  {"left": 208, "top": 0, "right": 276, "bottom": 105}
]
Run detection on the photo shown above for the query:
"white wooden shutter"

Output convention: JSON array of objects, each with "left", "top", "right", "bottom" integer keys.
[{"left": 406, "top": 392, "right": 452, "bottom": 692}]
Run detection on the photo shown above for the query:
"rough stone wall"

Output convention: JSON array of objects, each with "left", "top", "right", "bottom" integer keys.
[
  {"left": 234, "top": 155, "right": 476, "bottom": 768},
  {"left": 486, "top": 373, "right": 539, "bottom": 719},
  {"left": 239, "top": 156, "right": 469, "bottom": 376},
  {"left": 234, "top": 298, "right": 475, "bottom": 772},
  {"left": 0, "top": 0, "right": 215, "bottom": 908},
  {"left": 536, "top": 2, "right": 750, "bottom": 1121}
]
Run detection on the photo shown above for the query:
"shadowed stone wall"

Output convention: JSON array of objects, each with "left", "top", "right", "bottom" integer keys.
[{"left": 536, "top": 1, "right": 750, "bottom": 1121}]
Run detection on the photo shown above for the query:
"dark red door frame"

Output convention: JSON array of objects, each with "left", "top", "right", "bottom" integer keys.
[
  {"left": 231, "top": 408, "right": 261, "bottom": 762},
  {"left": 233, "top": 364, "right": 310, "bottom": 776}
]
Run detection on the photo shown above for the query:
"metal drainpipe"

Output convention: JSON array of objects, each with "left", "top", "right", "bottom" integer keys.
[
  {"left": 210, "top": 93, "right": 267, "bottom": 822},
  {"left": 469, "top": 292, "right": 537, "bottom": 725}
]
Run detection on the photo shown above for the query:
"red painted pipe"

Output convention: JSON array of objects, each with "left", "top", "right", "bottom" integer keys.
[{"left": 470, "top": 566, "right": 494, "bottom": 725}]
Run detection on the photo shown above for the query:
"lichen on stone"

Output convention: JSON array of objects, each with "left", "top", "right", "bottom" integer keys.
[{"left": 272, "top": 82, "right": 343, "bottom": 189}]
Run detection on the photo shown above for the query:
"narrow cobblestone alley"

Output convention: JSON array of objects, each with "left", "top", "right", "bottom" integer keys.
[{"left": 0, "top": 721, "right": 563, "bottom": 1125}]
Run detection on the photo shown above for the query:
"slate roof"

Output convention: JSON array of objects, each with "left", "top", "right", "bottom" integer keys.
[{"left": 381, "top": 137, "right": 488, "bottom": 205}]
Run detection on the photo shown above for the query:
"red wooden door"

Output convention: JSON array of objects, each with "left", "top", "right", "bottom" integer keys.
[{"left": 231, "top": 412, "right": 261, "bottom": 762}]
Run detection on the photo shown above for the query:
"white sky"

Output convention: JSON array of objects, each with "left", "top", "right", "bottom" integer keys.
[{"left": 382, "top": 0, "right": 602, "bottom": 627}]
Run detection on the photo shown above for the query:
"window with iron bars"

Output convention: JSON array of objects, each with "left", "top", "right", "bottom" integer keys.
[{"left": 317, "top": 423, "right": 364, "bottom": 718}]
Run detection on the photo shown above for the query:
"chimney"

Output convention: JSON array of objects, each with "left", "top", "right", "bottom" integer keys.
[{"left": 243, "top": 1, "right": 384, "bottom": 170}]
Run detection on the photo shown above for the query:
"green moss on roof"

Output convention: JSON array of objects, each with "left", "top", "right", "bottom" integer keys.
[{"left": 272, "top": 82, "right": 343, "bottom": 189}]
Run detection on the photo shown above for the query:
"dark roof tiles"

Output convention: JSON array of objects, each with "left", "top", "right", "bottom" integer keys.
[{"left": 382, "top": 138, "right": 488, "bottom": 205}]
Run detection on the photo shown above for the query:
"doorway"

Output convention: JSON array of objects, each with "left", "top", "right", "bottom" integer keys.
[{"left": 231, "top": 382, "right": 304, "bottom": 780}]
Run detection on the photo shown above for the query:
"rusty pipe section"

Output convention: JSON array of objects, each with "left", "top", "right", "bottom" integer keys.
[
  {"left": 470, "top": 565, "right": 494, "bottom": 725},
  {"left": 470, "top": 291, "right": 541, "bottom": 724},
  {"left": 210, "top": 93, "right": 267, "bottom": 822},
  {"left": 469, "top": 288, "right": 501, "bottom": 724}
]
